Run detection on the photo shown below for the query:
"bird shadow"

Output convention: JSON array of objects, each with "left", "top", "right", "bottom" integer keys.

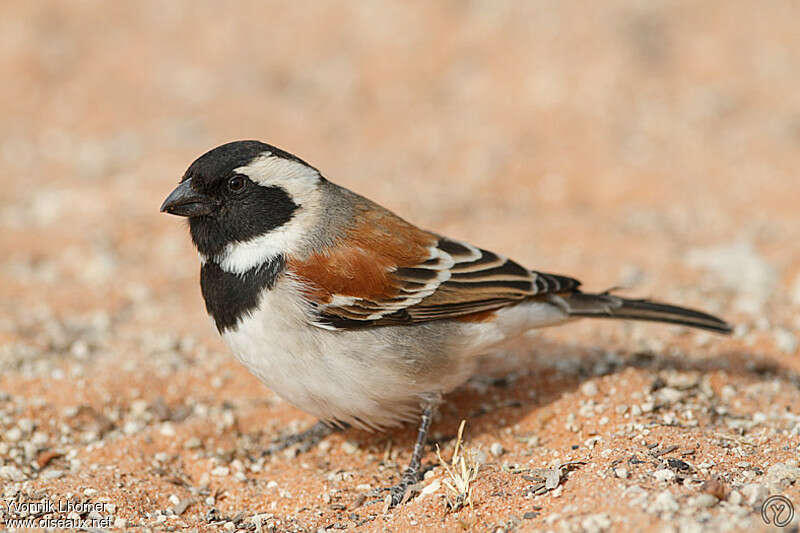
[{"left": 339, "top": 335, "right": 800, "bottom": 456}]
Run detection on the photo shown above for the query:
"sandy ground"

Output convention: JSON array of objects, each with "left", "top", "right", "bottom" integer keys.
[{"left": 1, "top": 1, "right": 800, "bottom": 532}]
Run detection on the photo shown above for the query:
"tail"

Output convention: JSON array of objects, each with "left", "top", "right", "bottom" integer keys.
[{"left": 550, "top": 291, "right": 732, "bottom": 334}]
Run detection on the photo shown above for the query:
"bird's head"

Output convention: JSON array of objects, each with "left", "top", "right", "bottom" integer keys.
[{"left": 161, "top": 140, "right": 324, "bottom": 273}]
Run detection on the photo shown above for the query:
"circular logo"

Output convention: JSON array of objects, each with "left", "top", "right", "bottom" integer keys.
[{"left": 761, "top": 494, "right": 795, "bottom": 528}]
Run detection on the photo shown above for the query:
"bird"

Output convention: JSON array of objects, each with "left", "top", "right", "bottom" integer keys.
[{"left": 161, "top": 140, "right": 731, "bottom": 506}]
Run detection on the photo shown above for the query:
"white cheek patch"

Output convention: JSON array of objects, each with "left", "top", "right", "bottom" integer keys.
[
  {"left": 218, "top": 224, "right": 304, "bottom": 274},
  {"left": 214, "top": 152, "right": 322, "bottom": 275}
]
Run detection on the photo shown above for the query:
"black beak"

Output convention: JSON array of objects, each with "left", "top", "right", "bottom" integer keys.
[{"left": 160, "top": 178, "right": 215, "bottom": 217}]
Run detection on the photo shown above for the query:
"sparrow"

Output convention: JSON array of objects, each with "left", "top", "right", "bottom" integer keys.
[{"left": 161, "top": 140, "right": 731, "bottom": 506}]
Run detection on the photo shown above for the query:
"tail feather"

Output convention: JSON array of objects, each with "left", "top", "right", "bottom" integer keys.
[{"left": 551, "top": 292, "right": 732, "bottom": 334}]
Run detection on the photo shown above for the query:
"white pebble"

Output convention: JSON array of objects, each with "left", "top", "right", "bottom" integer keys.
[
  {"left": 766, "top": 462, "right": 800, "bottom": 485},
  {"left": 653, "top": 469, "right": 676, "bottom": 482},
  {"left": 6, "top": 427, "right": 22, "bottom": 442},
  {"left": 42, "top": 469, "right": 63, "bottom": 480},
  {"left": 490, "top": 442, "right": 504, "bottom": 457},
  {"left": 0, "top": 466, "right": 25, "bottom": 481},
  {"left": 581, "top": 513, "right": 612, "bottom": 533},
  {"left": 341, "top": 441, "right": 359, "bottom": 454},
  {"left": 421, "top": 479, "right": 441, "bottom": 496},
  {"left": 184, "top": 437, "right": 202, "bottom": 449},
  {"left": 17, "top": 419, "right": 34, "bottom": 434},
  {"left": 211, "top": 466, "right": 229, "bottom": 477},
  {"left": 693, "top": 493, "right": 718, "bottom": 508},
  {"left": 774, "top": 328, "right": 798, "bottom": 354},
  {"left": 653, "top": 490, "right": 679, "bottom": 513},
  {"left": 741, "top": 483, "right": 769, "bottom": 506}
]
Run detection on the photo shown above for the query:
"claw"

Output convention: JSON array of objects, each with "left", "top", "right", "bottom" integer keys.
[{"left": 262, "top": 420, "right": 335, "bottom": 456}]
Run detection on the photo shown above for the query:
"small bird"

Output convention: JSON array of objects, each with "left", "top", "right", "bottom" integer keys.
[{"left": 161, "top": 140, "right": 731, "bottom": 505}]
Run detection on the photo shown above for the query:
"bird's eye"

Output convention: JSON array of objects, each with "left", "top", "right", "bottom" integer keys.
[{"left": 228, "top": 175, "right": 246, "bottom": 192}]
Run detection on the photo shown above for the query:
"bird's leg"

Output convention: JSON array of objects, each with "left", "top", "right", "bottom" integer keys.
[
  {"left": 263, "top": 420, "right": 338, "bottom": 456},
  {"left": 385, "top": 398, "right": 440, "bottom": 507}
]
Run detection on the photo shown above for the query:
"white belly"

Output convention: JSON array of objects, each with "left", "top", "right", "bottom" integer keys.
[{"left": 220, "top": 278, "right": 567, "bottom": 429}]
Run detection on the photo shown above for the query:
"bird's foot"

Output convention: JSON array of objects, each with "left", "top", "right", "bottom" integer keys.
[
  {"left": 263, "top": 420, "right": 335, "bottom": 456},
  {"left": 384, "top": 468, "right": 425, "bottom": 508}
]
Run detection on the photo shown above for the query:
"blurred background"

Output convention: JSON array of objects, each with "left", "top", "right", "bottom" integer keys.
[
  {"left": 1, "top": 1, "right": 799, "bottom": 530},
  {"left": 3, "top": 1, "right": 799, "bottom": 305},
  {"left": 2, "top": 1, "right": 799, "bottom": 312}
]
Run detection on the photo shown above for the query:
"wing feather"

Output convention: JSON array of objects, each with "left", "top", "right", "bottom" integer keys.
[{"left": 290, "top": 230, "right": 580, "bottom": 329}]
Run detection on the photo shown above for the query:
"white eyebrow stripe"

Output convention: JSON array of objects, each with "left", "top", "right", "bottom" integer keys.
[{"left": 234, "top": 152, "right": 320, "bottom": 201}]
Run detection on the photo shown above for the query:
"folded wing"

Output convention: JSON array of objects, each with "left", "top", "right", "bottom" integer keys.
[{"left": 287, "top": 206, "right": 579, "bottom": 329}]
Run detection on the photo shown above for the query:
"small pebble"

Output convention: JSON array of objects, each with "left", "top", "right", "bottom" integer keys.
[
  {"left": 701, "top": 478, "right": 727, "bottom": 500},
  {"left": 211, "top": 466, "right": 229, "bottom": 477},
  {"left": 693, "top": 493, "right": 718, "bottom": 508},
  {"left": 766, "top": 462, "right": 800, "bottom": 486},
  {"left": 341, "top": 441, "right": 359, "bottom": 455},
  {"left": 653, "top": 490, "right": 679, "bottom": 513},
  {"left": 17, "top": 419, "right": 34, "bottom": 433},
  {"left": 774, "top": 328, "right": 798, "bottom": 354},
  {"left": 421, "top": 479, "right": 440, "bottom": 496},
  {"left": 653, "top": 469, "right": 676, "bottom": 482},
  {"left": 42, "top": 469, "right": 63, "bottom": 480},
  {"left": 184, "top": 437, "right": 202, "bottom": 449},
  {"left": 581, "top": 513, "right": 612, "bottom": 533},
  {"left": 490, "top": 442, "right": 505, "bottom": 457},
  {"left": 581, "top": 381, "right": 599, "bottom": 396},
  {"left": 0, "top": 466, "right": 25, "bottom": 481},
  {"left": 741, "top": 483, "right": 769, "bottom": 506},
  {"left": 614, "top": 467, "right": 630, "bottom": 479}
]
